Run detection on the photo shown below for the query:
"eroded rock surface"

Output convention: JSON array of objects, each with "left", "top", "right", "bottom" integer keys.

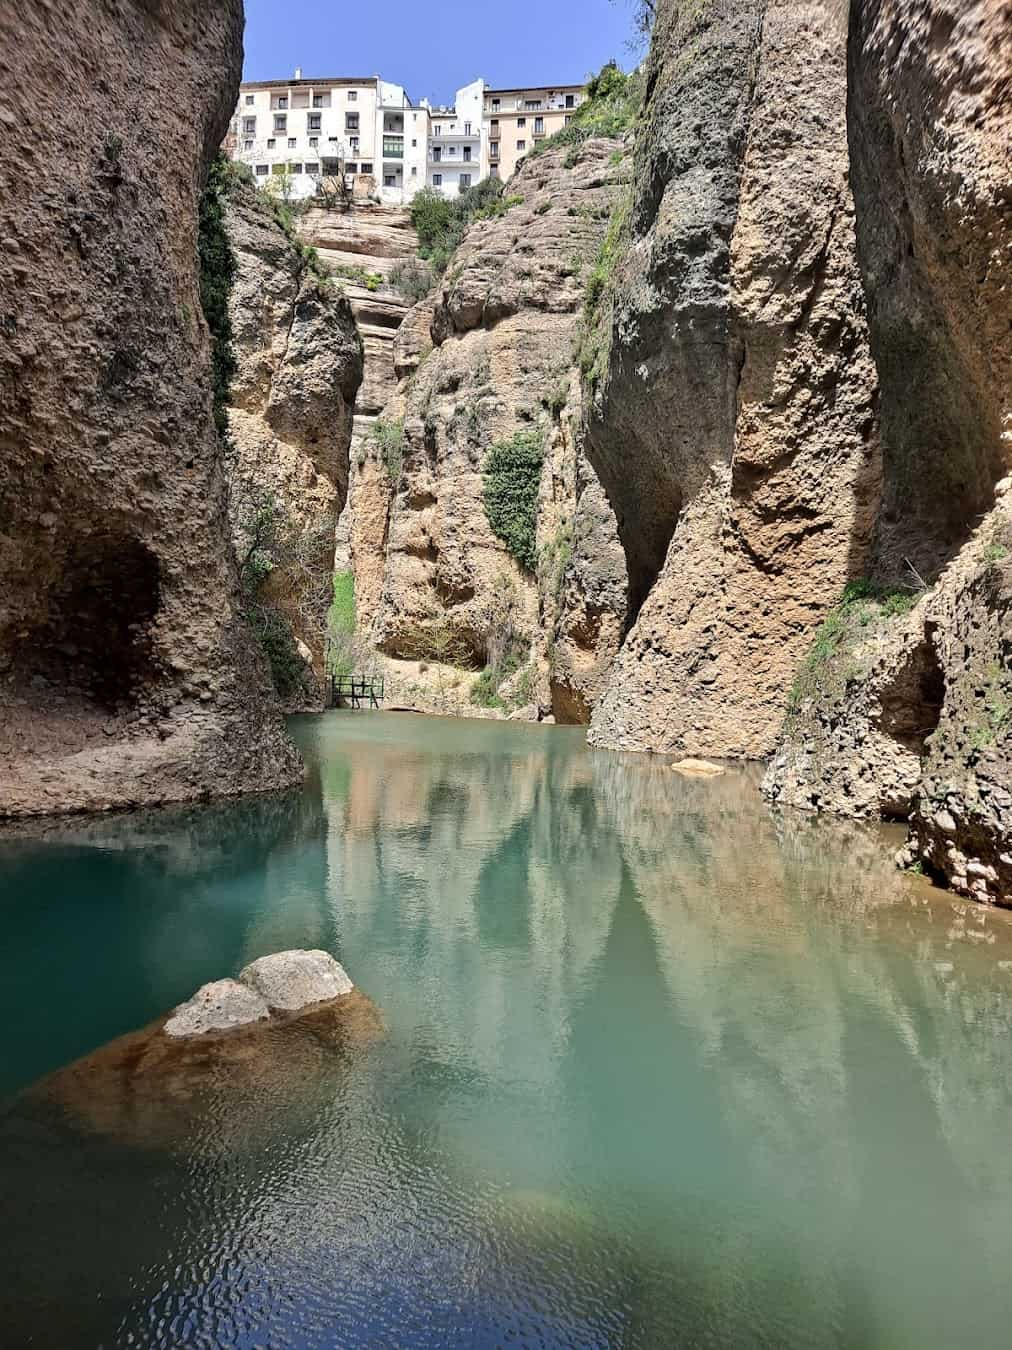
[
  {"left": 586, "top": 0, "right": 879, "bottom": 759},
  {"left": 164, "top": 978, "right": 270, "bottom": 1038},
  {"left": 345, "top": 143, "right": 629, "bottom": 722},
  {"left": 765, "top": 0, "right": 1012, "bottom": 902},
  {"left": 239, "top": 949, "right": 355, "bottom": 1011},
  {"left": 0, "top": 0, "right": 302, "bottom": 817},
  {"left": 224, "top": 182, "right": 363, "bottom": 707}
]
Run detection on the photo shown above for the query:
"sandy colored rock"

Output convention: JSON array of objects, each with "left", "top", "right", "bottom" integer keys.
[
  {"left": 672, "top": 759, "right": 726, "bottom": 779},
  {"left": 223, "top": 180, "right": 363, "bottom": 710},
  {"left": 239, "top": 948, "right": 354, "bottom": 1011},
  {"left": 345, "top": 142, "right": 629, "bottom": 725},
  {"left": 0, "top": 0, "right": 302, "bottom": 818},
  {"left": 163, "top": 978, "right": 269, "bottom": 1038},
  {"left": 586, "top": 0, "right": 879, "bottom": 760}
]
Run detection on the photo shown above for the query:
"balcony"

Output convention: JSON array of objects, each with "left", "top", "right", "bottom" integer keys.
[{"left": 382, "top": 138, "right": 404, "bottom": 160}]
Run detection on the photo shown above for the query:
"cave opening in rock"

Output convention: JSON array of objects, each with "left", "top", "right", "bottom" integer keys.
[
  {"left": 877, "top": 626, "right": 945, "bottom": 820},
  {"left": 25, "top": 534, "right": 162, "bottom": 710}
]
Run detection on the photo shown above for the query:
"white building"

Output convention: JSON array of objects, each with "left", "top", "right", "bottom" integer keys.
[
  {"left": 425, "top": 80, "right": 485, "bottom": 197},
  {"left": 229, "top": 71, "right": 430, "bottom": 206}
]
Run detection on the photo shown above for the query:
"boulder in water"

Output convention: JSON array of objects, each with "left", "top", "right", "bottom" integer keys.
[
  {"left": 164, "top": 978, "right": 269, "bottom": 1038},
  {"left": 239, "top": 949, "right": 354, "bottom": 1012}
]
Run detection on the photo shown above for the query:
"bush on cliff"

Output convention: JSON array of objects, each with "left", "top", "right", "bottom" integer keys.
[
  {"left": 410, "top": 180, "right": 522, "bottom": 275},
  {"left": 482, "top": 431, "right": 544, "bottom": 572},
  {"left": 525, "top": 62, "right": 643, "bottom": 164},
  {"left": 198, "top": 153, "right": 238, "bottom": 432}
]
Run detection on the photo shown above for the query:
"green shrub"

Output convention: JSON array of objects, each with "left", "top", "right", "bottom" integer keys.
[
  {"left": 470, "top": 667, "right": 506, "bottom": 710},
  {"left": 525, "top": 62, "right": 644, "bottom": 163},
  {"left": 409, "top": 181, "right": 523, "bottom": 276},
  {"left": 370, "top": 417, "right": 405, "bottom": 483},
  {"left": 327, "top": 571, "right": 356, "bottom": 679},
  {"left": 482, "top": 430, "right": 544, "bottom": 572},
  {"left": 389, "top": 257, "right": 434, "bottom": 303}
]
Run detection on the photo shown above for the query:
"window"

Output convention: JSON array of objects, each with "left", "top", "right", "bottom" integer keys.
[
  {"left": 245, "top": 94, "right": 255, "bottom": 106},
  {"left": 525, "top": 99, "right": 542, "bottom": 110},
  {"left": 458, "top": 174, "right": 472, "bottom": 191},
  {"left": 274, "top": 114, "right": 287, "bottom": 133},
  {"left": 271, "top": 94, "right": 288, "bottom": 110},
  {"left": 255, "top": 163, "right": 269, "bottom": 175},
  {"left": 346, "top": 161, "right": 359, "bottom": 173},
  {"left": 309, "top": 136, "right": 319, "bottom": 148},
  {"left": 490, "top": 119, "right": 499, "bottom": 133},
  {"left": 464, "top": 121, "right": 471, "bottom": 134},
  {"left": 534, "top": 117, "right": 544, "bottom": 134},
  {"left": 432, "top": 146, "right": 441, "bottom": 162},
  {"left": 242, "top": 116, "right": 256, "bottom": 133},
  {"left": 489, "top": 141, "right": 499, "bottom": 158},
  {"left": 361, "top": 162, "right": 373, "bottom": 173},
  {"left": 267, "top": 138, "right": 276, "bottom": 148},
  {"left": 491, "top": 98, "right": 500, "bottom": 111},
  {"left": 329, "top": 136, "right": 338, "bottom": 144},
  {"left": 411, "top": 138, "right": 417, "bottom": 147},
  {"left": 288, "top": 137, "right": 296, "bottom": 148},
  {"left": 565, "top": 94, "right": 575, "bottom": 109},
  {"left": 291, "top": 162, "right": 303, "bottom": 173},
  {"left": 323, "top": 157, "right": 340, "bottom": 175},
  {"left": 384, "top": 174, "right": 396, "bottom": 187},
  {"left": 490, "top": 166, "right": 500, "bottom": 179},
  {"left": 517, "top": 116, "right": 526, "bottom": 128},
  {"left": 433, "top": 125, "right": 441, "bottom": 137},
  {"left": 308, "top": 114, "right": 321, "bottom": 132},
  {"left": 347, "top": 90, "right": 358, "bottom": 101},
  {"left": 463, "top": 146, "right": 471, "bottom": 161},
  {"left": 243, "top": 138, "right": 253, "bottom": 151},
  {"left": 516, "top": 139, "right": 526, "bottom": 150},
  {"left": 345, "top": 113, "right": 359, "bottom": 131},
  {"left": 349, "top": 137, "right": 359, "bottom": 153},
  {"left": 312, "top": 93, "right": 326, "bottom": 108},
  {"left": 432, "top": 173, "right": 442, "bottom": 186},
  {"left": 305, "top": 162, "right": 319, "bottom": 174},
  {"left": 411, "top": 166, "right": 417, "bottom": 176},
  {"left": 383, "top": 138, "right": 403, "bottom": 158}
]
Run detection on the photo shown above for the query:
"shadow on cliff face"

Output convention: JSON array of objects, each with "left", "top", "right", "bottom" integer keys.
[
  {"left": 847, "top": 0, "right": 1011, "bottom": 587},
  {"left": 13, "top": 531, "right": 162, "bottom": 709}
]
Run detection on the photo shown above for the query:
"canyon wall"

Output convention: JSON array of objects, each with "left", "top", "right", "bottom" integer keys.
[
  {"left": 0, "top": 0, "right": 302, "bottom": 817},
  {"left": 585, "top": 0, "right": 880, "bottom": 759},
  {"left": 766, "top": 0, "right": 1012, "bottom": 903},
  {"left": 342, "top": 143, "right": 629, "bottom": 721},
  {"left": 224, "top": 180, "right": 363, "bottom": 709}
]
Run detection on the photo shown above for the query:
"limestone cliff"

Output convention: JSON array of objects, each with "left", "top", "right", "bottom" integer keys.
[
  {"left": 583, "top": 0, "right": 1011, "bottom": 901},
  {"left": 223, "top": 180, "right": 363, "bottom": 710},
  {"left": 0, "top": 0, "right": 302, "bottom": 817},
  {"left": 765, "top": 0, "right": 1012, "bottom": 904},
  {"left": 341, "top": 144, "right": 629, "bottom": 721},
  {"left": 585, "top": 0, "right": 880, "bottom": 760}
]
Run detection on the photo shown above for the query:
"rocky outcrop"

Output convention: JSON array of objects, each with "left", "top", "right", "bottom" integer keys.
[
  {"left": 165, "top": 949, "right": 356, "bottom": 1036},
  {"left": 585, "top": 0, "right": 880, "bottom": 759},
  {"left": 766, "top": 0, "right": 1012, "bottom": 904},
  {"left": 344, "top": 143, "right": 629, "bottom": 722},
  {"left": 0, "top": 0, "right": 302, "bottom": 817},
  {"left": 296, "top": 204, "right": 419, "bottom": 455},
  {"left": 224, "top": 182, "right": 363, "bottom": 707}
]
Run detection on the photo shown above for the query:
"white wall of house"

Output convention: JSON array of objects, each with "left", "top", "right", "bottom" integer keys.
[{"left": 426, "top": 79, "right": 484, "bottom": 197}]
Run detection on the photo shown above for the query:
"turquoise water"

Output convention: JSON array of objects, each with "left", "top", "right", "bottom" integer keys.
[{"left": 3, "top": 712, "right": 1012, "bottom": 1348}]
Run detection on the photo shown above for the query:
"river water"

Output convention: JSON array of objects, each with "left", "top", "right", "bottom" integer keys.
[{"left": 2, "top": 713, "right": 1012, "bottom": 1347}]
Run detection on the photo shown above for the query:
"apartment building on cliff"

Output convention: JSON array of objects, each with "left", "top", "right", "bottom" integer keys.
[
  {"left": 229, "top": 72, "right": 586, "bottom": 204},
  {"left": 230, "top": 72, "right": 428, "bottom": 205},
  {"left": 482, "top": 84, "right": 585, "bottom": 182}
]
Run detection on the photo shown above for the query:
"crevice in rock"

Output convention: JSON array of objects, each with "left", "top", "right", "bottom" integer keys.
[{"left": 876, "top": 624, "right": 945, "bottom": 819}]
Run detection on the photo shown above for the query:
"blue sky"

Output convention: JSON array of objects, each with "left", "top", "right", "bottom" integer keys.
[{"left": 242, "top": 0, "right": 639, "bottom": 105}]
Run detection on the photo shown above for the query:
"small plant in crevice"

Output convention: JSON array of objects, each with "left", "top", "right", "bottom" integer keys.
[
  {"left": 369, "top": 417, "right": 406, "bottom": 484},
  {"left": 197, "top": 152, "right": 238, "bottom": 432},
  {"left": 389, "top": 257, "right": 434, "bottom": 303},
  {"left": 482, "top": 430, "right": 545, "bottom": 572}
]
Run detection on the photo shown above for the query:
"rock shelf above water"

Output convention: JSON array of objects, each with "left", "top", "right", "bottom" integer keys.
[{"left": 164, "top": 950, "right": 356, "bottom": 1037}]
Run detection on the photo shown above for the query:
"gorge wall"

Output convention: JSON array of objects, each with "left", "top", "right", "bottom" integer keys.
[
  {"left": 0, "top": 0, "right": 302, "bottom": 817},
  {"left": 223, "top": 179, "right": 363, "bottom": 710},
  {"left": 340, "top": 143, "right": 629, "bottom": 721},
  {"left": 578, "top": 0, "right": 1011, "bottom": 900}
]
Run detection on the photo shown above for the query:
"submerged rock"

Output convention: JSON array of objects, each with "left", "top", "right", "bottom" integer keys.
[
  {"left": 163, "top": 978, "right": 269, "bottom": 1038},
  {"left": 671, "top": 759, "right": 726, "bottom": 779},
  {"left": 239, "top": 949, "right": 354, "bottom": 1012}
]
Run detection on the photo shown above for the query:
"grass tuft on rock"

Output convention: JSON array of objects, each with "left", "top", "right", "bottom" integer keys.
[{"left": 482, "top": 431, "right": 545, "bottom": 572}]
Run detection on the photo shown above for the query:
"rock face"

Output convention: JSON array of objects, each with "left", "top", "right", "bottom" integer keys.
[
  {"left": 224, "top": 182, "right": 363, "bottom": 707},
  {"left": 296, "top": 204, "right": 419, "bottom": 458},
  {"left": 0, "top": 0, "right": 302, "bottom": 817},
  {"left": 585, "top": 0, "right": 880, "bottom": 759},
  {"left": 239, "top": 949, "right": 355, "bottom": 1012},
  {"left": 765, "top": 0, "right": 1012, "bottom": 904},
  {"left": 164, "top": 978, "right": 270, "bottom": 1037},
  {"left": 343, "top": 143, "right": 629, "bottom": 722}
]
